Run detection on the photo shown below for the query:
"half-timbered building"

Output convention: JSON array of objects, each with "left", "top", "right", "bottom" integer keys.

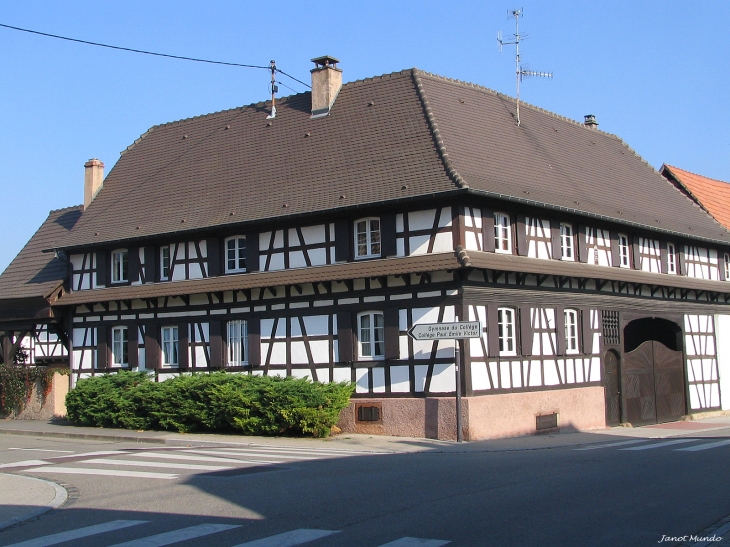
[{"left": 3, "top": 57, "right": 730, "bottom": 439}]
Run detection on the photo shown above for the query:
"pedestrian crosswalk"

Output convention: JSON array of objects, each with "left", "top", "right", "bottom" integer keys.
[
  {"left": 0, "top": 520, "right": 449, "bottom": 547},
  {"left": 0, "top": 444, "right": 391, "bottom": 481},
  {"left": 575, "top": 437, "right": 730, "bottom": 452}
]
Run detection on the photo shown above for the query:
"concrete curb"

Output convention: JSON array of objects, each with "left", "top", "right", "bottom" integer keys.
[
  {"left": 0, "top": 474, "right": 68, "bottom": 530},
  {"left": 0, "top": 428, "right": 167, "bottom": 445}
]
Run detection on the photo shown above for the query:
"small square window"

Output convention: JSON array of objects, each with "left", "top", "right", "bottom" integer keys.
[
  {"left": 564, "top": 309, "right": 579, "bottom": 354},
  {"left": 111, "top": 326, "right": 128, "bottom": 366},
  {"left": 494, "top": 213, "right": 512, "bottom": 254},
  {"left": 160, "top": 246, "right": 171, "bottom": 280},
  {"left": 111, "top": 249, "right": 128, "bottom": 283},
  {"left": 225, "top": 236, "right": 247, "bottom": 273},
  {"left": 560, "top": 223, "right": 574, "bottom": 260},
  {"left": 355, "top": 218, "right": 381, "bottom": 259},
  {"left": 227, "top": 320, "right": 248, "bottom": 366},
  {"left": 667, "top": 243, "right": 677, "bottom": 274},
  {"left": 497, "top": 307, "right": 516, "bottom": 356},
  {"left": 161, "top": 326, "right": 179, "bottom": 367},
  {"left": 358, "top": 311, "right": 384, "bottom": 359},
  {"left": 618, "top": 234, "right": 630, "bottom": 268}
]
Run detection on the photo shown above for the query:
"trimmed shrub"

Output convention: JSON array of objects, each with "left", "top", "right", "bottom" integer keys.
[{"left": 65, "top": 371, "right": 354, "bottom": 437}]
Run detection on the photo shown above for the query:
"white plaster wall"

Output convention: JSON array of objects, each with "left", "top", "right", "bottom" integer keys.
[{"left": 715, "top": 314, "right": 730, "bottom": 410}]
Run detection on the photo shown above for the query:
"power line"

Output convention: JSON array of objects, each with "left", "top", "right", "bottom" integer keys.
[{"left": 0, "top": 22, "right": 310, "bottom": 88}]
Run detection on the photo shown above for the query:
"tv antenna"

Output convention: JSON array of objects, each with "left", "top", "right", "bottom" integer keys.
[
  {"left": 497, "top": 8, "right": 552, "bottom": 126},
  {"left": 266, "top": 59, "right": 278, "bottom": 119}
]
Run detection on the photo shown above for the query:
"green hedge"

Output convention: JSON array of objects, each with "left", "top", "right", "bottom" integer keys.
[{"left": 65, "top": 371, "right": 354, "bottom": 438}]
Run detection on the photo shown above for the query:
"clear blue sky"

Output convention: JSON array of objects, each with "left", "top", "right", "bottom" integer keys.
[{"left": 1, "top": 1, "right": 729, "bottom": 273}]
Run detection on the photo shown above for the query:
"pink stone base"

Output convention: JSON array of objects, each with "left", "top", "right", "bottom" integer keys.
[{"left": 337, "top": 386, "right": 606, "bottom": 441}]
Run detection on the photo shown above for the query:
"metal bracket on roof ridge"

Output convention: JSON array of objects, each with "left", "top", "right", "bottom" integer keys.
[{"left": 411, "top": 69, "right": 469, "bottom": 190}]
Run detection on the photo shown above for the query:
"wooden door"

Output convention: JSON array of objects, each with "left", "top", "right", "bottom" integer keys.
[
  {"left": 622, "top": 340, "right": 686, "bottom": 426},
  {"left": 604, "top": 351, "right": 621, "bottom": 426}
]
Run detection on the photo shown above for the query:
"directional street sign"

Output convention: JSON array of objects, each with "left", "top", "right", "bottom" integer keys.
[{"left": 407, "top": 321, "right": 482, "bottom": 340}]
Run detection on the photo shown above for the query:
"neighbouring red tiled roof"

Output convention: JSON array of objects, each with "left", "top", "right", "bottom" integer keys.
[
  {"left": 0, "top": 206, "right": 82, "bottom": 300},
  {"left": 661, "top": 164, "right": 730, "bottom": 231},
  {"left": 58, "top": 68, "right": 729, "bottom": 250}
]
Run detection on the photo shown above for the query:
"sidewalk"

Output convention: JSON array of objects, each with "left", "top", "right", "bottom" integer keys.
[{"left": 0, "top": 473, "right": 67, "bottom": 530}]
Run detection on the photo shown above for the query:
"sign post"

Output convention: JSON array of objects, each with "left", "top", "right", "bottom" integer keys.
[{"left": 407, "top": 319, "right": 481, "bottom": 442}]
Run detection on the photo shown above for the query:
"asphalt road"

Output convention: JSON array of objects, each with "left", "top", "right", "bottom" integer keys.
[{"left": 0, "top": 429, "right": 729, "bottom": 546}]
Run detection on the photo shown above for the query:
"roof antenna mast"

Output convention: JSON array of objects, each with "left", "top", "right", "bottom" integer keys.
[
  {"left": 266, "top": 60, "right": 278, "bottom": 120},
  {"left": 498, "top": 8, "right": 552, "bottom": 126}
]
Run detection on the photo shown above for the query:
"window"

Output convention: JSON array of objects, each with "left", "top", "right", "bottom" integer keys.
[
  {"left": 667, "top": 243, "right": 677, "bottom": 274},
  {"left": 564, "top": 310, "right": 579, "bottom": 354},
  {"left": 618, "top": 234, "right": 630, "bottom": 268},
  {"left": 355, "top": 218, "right": 381, "bottom": 259},
  {"left": 227, "top": 320, "right": 248, "bottom": 366},
  {"left": 497, "top": 307, "right": 516, "bottom": 356},
  {"left": 111, "top": 326, "right": 128, "bottom": 366},
  {"left": 111, "top": 249, "right": 128, "bottom": 283},
  {"left": 160, "top": 246, "right": 171, "bottom": 280},
  {"left": 494, "top": 213, "right": 512, "bottom": 254},
  {"left": 225, "top": 236, "right": 247, "bottom": 273},
  {"left": 725, "top": 253, "right": 730, "bottom": 281},
  {"left": 560, "top": 223, "right": 574, "bottom": 260},
  {"left": 358, "top": 312, "right": 384, "bottom": 359},
  {"left": 161, "top": 326, "right": 179, "bottom": 367}
]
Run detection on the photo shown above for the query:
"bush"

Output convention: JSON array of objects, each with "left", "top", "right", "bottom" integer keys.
[{"left": 65, "top": 371, "right": 354, "bottom": 438}]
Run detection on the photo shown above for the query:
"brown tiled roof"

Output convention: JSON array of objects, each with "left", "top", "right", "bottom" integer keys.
[
  {"left": 56, "top": 252, "right": 460, "bottom": 305},
  {"left": 661, "top": 164, "right": 730, "bottom": 231},
  {"left": 60, "top": 68, "right": 729, "bottom": 250},
  {"left": 0, "top": 206, "right": 82, "bottom": 300}
]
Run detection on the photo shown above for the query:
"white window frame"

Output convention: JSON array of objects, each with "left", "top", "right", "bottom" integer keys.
[
  {"left": 724, "top": 253, "right": 730, "bottom": 281},
  {"left": 161, "top": 326, "right": 179, "bottom": 367},
  {"left": 111, "top": 249, "right": 128, "bottom": 283},
  {"left": 494, "top": 213, "right": 512, "bottom": 254},
  {"left": 560, "top": 223, "right": 574, "bottom": 261},
  {"left": 357, "top": 311, "right": 385, "bottom": 360},
  {"left": 355, "top": 218, "right": 381, "bottom": 259},
  {"left": 225, "top": 236, "right": 247, "bottom": 273},
  {"left": 111, "top": 326, "right": 128, "bottom": 367},
  {"left": 667, "top": 243, "right": 677, "bottom": 275},
  {"left": 497, "top": 307, "right": 517, "bottom": 356},
  {"left": 564, "top": 309, "right": 579, "bottom": 355},
  {"left": 618, "top": 234, "right": 630, "bottom": 268},
  {"left": 160, "top": 245, "right": 171, "bottom": 280},
  {"left": 227, "top": 320, "right": 248, "bottom": 366}
]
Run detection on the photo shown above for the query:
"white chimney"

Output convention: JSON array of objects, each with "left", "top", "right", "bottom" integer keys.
[
  {"left": 310, "top": 56, "right": 342, "bottom": 119},
  {"left": 84, "top": 158, "right": 104, "bottom": 209}
]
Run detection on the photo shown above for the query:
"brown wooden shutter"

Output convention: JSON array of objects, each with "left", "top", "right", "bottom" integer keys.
[
  {"left": 516, "top": 214, "right": 528, "bottom": 256},
  {"left": 384, "top": 308, "right": 400, "bottom": 360},
  {"left": 380, "top": 213, "right": 397, "bottom": 258},
  {"left": 206, "top": 237, "right": 220, "bottom": 277},
  {"left": 609, "top": 231, "right": 621, "bottom": 267},
  {"left": 96, "top": 250, "right": 108, "bottom": 286},
  {"left": 519, "top": 306, "right": 533, "bottom": 356},
  {"left": 127, "top": 246, "right": 139, "bottom": 284},
  {"left": 487, "top": 305, "right": 500, "bottom": 358},
  {"left": 659, "top": 241, "right": 668, "bottom": 274},
  {"left": 337, "top": 312, "right": 355, "bottom": 363},
  {"left": 482, "top": 208, "right": 495, "bottom": 252},
  {"left": 719, "top": 252, "right": 727, "bottom": 281},
  {"left": 580, "top": 309, "right": 592, "bottom": 355},
  {"left": 555, "top": 306, "right": 566, "bottom": 356},
  {"left": 245, "top": 233, "right": 259, "bottom": 273},
  {"left": 577, "top": 225, "right": 588, "bottom": 263},
  {"left": 247, "top": 318, "right": 260, "bottom": 367},
  {"left": 96, "top": 326, "right": 108, "bottom": 369},
  {"left": 632, "top": 235, "right": 641, "bottom": 270},
  {"left": 209, "top": 320, "right": 224, "bottom": 368},
  {"left": 143, "top": 246, "right": 156, "bottom": 283},
  {"left": 178, "top": 324, "right": 189, "bottom": 370},
  {"left": 551, "top": 220, "right": 562, "bottom": 260},
  {"left": 127, "top": 327, "right": 139, "bottom": 369},
  {"left": 335, "top": 220, "right": 350, "bottom": 262},
  {"left": 678, "top": 245, "right": 687, "bottom": 275},
  {"left": 144, "top": 325, "right": 159, "bottom": 369}
]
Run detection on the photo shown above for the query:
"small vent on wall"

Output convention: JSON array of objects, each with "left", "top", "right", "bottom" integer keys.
[
  {"left": 602, "top": 310, "right": 620, "bottom": 345},
  {"left": 356, "top": 403, "right": 382, "bottom": 423},
  {"left": 536, "top": 413, "right": 559, "bottom": 432}
]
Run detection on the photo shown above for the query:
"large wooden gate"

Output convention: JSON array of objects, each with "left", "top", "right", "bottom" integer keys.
[
  {"left": 623, "top": 340, "right": 685, "bottom": 425},
  {"left": 604, "top": 351, "right": 621, "bottom": 426}
]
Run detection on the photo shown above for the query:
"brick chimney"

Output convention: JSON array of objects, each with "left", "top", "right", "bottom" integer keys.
[
  {"left": 584, "top": 114, "right": 598, "bottom": 129},
  {"left": 310, "top": 56, "right": 342, "bottom": 119},
  {"left": 83, "top": 158, "right": 104, "bottom": 210}
]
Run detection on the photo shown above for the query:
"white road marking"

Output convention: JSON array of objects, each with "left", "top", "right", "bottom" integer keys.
[
  {"left": 182, "top": 450, "right": 287, "bottom": 463},
  {"left": 126, "top": 452, "right": 246, "bottom": 464},
  {"left": 675, "top": 439, "right": 730, "bottom": 452},
  {"left": 376, "top": 538, "right": 451, "bottom": 546},
  {"left": 0, "top": 459, "right": 50, "bottom": 468},
  {"left": 7, "top": 448, "right": 74, "bottom": 453},
  {"left": 106, "top": 523, "right": 241, "bottom": 547},
  {"left": 82, "top": 458, "right": 233, "bottom": 471},
  {"left": 225, "top": 446, "right": 374, "bottom": 455},
  {"left": 692, "top": 521, "right": 730, "bottom": 547},
  {"left": 620, "top": 439, "right": 697, "bottom": 451},
  {"left": 230, "top": 528, "right": 339, "bottom": 547},
  {"left": 27, "top": 467, "right": 179, "bottom": 480},
  {"left": 1, "top": 519, "right": 148, "bottom": 547},
  {"left": 574, "top": 439, "right": 650, "bottom": 450},
  {"left": 55, "top": 450, "right": 128, "bottom": 459}
]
